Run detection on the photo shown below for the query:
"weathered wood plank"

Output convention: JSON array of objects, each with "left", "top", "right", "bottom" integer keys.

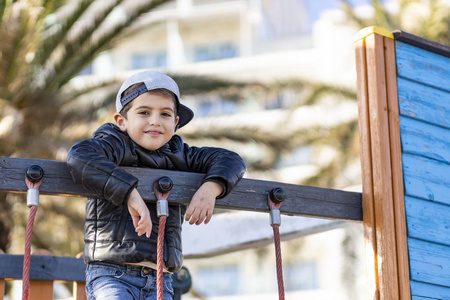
[
  {"left": 366, "top": 33, "right": 399, "bottom": 299},
  {"left": 0, "top": 156, "right": 362, "bottom": 221},
  {"left": 397, "top": 77, "right": 450, "bottom": 129},
  {"left": 405, "top": 196, "right": 450, "bottom": 247},
  {"left": 400, "top": 116, "right": 450, "bottom": 164},
  {"left": 385, "top": 36, "right": 411, "bottom": 299},
  {"left": 354, "top": 36, "right": 379, "bottom": 299},
  {"left": 410, "top": 280, "right": 450, "bottom": 300},
  {"left": 396, "top": 41, "right": 450, "bottom": 92},
  {"left": 402, "top": 154, "right": 450, "bottom": 206},
  {"left": 0, "top": 254, "right": 86, "bottom": 282},
  {"left": 393, "top": 30, "right": 450, "bottom": 58},
  {"left": 408, "top": 238, "right": 450, "bottom": 288}
]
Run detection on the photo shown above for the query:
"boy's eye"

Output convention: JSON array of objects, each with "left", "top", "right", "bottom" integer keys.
[
  {"left": 138, "top": 111, "right": 150, "bottom": 115},
  {"left": 162, "top": 112, "right": 172, "bottom": 117}
]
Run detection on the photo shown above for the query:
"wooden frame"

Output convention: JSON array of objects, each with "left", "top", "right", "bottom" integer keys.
[
  {"left": 0, "top": 254, "right": 86, "bottom": 300},
  {"left": 0, "top": 156, "right": 362, "bottom": 221},
  {"left": 354, "top": 27, "right": 411, "bottom": 300}
]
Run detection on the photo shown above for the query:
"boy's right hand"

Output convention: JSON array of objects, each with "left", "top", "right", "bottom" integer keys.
[{"left": 127, "top": 188, "right": 152, "bottom": 238}]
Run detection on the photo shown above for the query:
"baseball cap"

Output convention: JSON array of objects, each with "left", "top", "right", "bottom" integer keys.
[{"left": 116, "top": 70, "right": 194, "bottom": 128}]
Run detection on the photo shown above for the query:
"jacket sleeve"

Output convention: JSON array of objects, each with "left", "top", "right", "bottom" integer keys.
[
  {"left": 66, "top": 135, "right": 138, "bottom": 206},
  {"left": 181, "top": 140, "right": 246, "bottom": 199}
]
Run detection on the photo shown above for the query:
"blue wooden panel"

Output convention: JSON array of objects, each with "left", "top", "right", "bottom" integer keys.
[
  {"left": 408, "top": 238, "right": 450, "bottom": 288},
  {"left": 402, "top": 154, "right": 450, "bottom": 206},
  {"left": 396, "top": 41, "right": 450, "bottom": 92},
  {"left": 400, "top": 116, "right": 450, "bottom": 164},
  {"left": 397, "top": 77, "right": 450, "bottom": 129},
  {"left": 405, "top": 196, "right": 450, "bottom": 247},
  {"left": 410, "top": 280, "right": 450, "bottom": 300}
]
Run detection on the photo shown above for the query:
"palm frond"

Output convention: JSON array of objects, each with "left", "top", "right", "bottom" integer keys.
[
  {"left": 44, "top": 0, "right": 123, "bottom": 90},
  {"left": 52, "top": 0, "right": 170, "bottom": 89},
  {"left": 36, "top": 0, "right": 94, "bottom": 68},
  {"left": 340, "top": 0, "right": 368, "bottom": 28},
  {"left": 0, "top": 3, "right": 31, "bottom": 104}
]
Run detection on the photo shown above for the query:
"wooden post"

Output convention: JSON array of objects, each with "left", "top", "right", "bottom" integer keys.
[
  {"left": 73, "top": 281, "right": 87, "bottom": 300},
  {"left": 354, "top": 27, "right": 411, "bottom": 300},
  {"left": 29, "top": 280, "right": 53, "bottom": 300},
  {"left": 0, "top": 279, "right": 4, "bottom": 300}
]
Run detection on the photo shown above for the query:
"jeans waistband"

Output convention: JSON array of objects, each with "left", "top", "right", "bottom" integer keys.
[{"left": 89, "top": 261, "right": 157, "bottom": 276}]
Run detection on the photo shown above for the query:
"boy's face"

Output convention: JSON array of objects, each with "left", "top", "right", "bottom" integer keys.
[{"left": 114, "top": 92, "right": 179, "bottom": 151}]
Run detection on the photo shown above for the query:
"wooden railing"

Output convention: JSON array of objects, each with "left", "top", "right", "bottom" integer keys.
[
  {"left": 0, "top": 156, "right": 362, "bottom": 299},
  {"left": 0, "top": 254, "right": 86, "bottom": 300}
]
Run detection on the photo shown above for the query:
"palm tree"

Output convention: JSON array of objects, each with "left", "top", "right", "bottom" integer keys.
[{"left": 0, "top": 0, "right": 174, "bottom": 253}]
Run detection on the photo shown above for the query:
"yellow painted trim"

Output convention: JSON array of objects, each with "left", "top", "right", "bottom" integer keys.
[{"left": 353, "top": 26, "right": 394, "bottom": 43}]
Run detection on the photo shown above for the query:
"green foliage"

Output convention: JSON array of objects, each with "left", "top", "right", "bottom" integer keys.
[
  {"left": 341, "top": 0, "right": 450, "bottom": 45},
  {"left": 0, "top": 0, "right": 172, "bottom": 254}
]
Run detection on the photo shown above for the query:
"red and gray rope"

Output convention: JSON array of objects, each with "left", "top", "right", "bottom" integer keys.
[
  {"left": 157, "top": 215, "right": 167, "bottom": 300},
  {"left": 23, "top": 177, "right": 43, "bottom": 300},
  {"left": 268, "top": 188, "right": 286, "bottom": 300},
  {"left": 153, "top": 177, "right": 172, "bottom": 300}
]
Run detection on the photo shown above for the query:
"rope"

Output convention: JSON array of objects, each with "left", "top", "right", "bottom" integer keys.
[
  {"left": 153, "top": 177, "right": 172, "bottom": 300},
  {"left": 157, "top": 215, "right": 167, "bottom": 300},
  {"left": 23, "top": 177, "right": 43, "bottom": 300},
  {"left": 268, "top": 190, "right": 285, "bottom": 300}
]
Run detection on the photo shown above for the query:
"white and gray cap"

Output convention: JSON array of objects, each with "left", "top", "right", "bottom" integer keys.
[{"left": 116, "top": 70, "right": 194, "bottom": 128}]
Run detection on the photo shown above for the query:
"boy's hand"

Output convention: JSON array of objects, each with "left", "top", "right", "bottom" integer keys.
[
  {"left": 185, "top": 181, "right": 223, "bottom": 225},
  {"left": 127, "top": 188, "right": 152, "bottom": 238}
]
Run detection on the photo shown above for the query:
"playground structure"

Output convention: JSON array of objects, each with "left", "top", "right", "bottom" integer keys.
[{"left": 0, "top": 27, "right": 449, "bottom": 299}]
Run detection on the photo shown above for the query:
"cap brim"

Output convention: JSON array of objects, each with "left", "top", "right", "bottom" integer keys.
[{"left": 177, "top": 103, "right": 194, "bottom": 129}]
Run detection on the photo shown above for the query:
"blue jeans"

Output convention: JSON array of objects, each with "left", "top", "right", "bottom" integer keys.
[{"left": 86, "top": 262, "right": 174, "bottom": 300}]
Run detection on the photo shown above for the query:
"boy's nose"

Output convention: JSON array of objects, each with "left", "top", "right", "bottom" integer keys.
[{"left": 149, "top": 115, "right": 161, "bottom": 126}]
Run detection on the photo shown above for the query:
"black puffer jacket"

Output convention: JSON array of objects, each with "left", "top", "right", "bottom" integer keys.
[{"left": 66, "top": 123, "right": 246, "bottom": 273}]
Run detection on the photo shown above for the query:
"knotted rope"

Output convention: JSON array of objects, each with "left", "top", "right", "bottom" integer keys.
[
  {"left": 153, "top": 177, "right": 173, "bottom": 300},
  {"left": 268, "top": 188, "right": 286, "bottom": 300},
  {"left": 23, "top": 166, "right": 44, "bottom": 300}
]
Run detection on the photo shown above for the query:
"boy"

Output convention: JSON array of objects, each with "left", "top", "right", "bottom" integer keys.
[{"left": 66, "top": 70, "right": 246, "bottom": 300}]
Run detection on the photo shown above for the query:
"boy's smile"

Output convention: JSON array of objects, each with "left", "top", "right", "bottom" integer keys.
[{"left": 114, "top": 93, "right": 179, "bottom": 151}]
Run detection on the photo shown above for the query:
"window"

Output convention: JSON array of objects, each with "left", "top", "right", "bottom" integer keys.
[
  {"left": 194, "top": 265, "right": 241, "bottom": 296},
  {"left": 196, "top": 99, "right": 237, "bottom": 117},
  {"left": 131, "top": 52, "right": 167, "bottom": 69},
  {"left": 194, "top": 43, "right": 237, "bottom": 62},
  {"left": 284, "top": 262, "right": 319, "bottom": 291}
]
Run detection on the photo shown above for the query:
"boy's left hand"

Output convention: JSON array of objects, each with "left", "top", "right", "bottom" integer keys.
[{"left": 185, "top": 181, "right": 223, "bottom": 225}]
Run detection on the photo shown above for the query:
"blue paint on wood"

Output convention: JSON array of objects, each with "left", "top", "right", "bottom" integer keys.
[
  {"left": 398, "top": 77, "right": 450, "bottom": 129},
  {"left": 410, "top": 280, "right": 450, "bottom": 300},
  {"left": 405, "top": 196, "right": 450, "bottom": 247},
  {"left": 396, "top": 41, "right": 450, "bottom": 92},
  {"left": 400, "top": 116, "right": 450, "bottom": 164},
  {"left": 396, "top": 40, "right": 450, "bottom": 298},
  {"left": 402, "top": 154, "right": 450, "bottom": 206},
  {"left": 408, "top": 238, "right": 450, "bottom": 288}
]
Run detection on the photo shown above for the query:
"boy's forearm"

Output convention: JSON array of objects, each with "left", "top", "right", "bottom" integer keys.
[{"left": 67, "top": 140, "right": 138, "bottom": 206}]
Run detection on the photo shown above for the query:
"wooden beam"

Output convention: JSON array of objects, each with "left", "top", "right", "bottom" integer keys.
[
  {"left": 366, "top": 32, "right": 399, "bottom": 300},
  {"left": 0, "top": 254, "right": 86, "bottom": 282},
  {"left": 0, "top": 156, "right": 362, "bottom": 221},
  {"left": 354, "top": 27, "right": 411, "bottom": 300},
  {"left": 355, "top": 37, "right": 379, "bottom": 300},
  {"left": 384, "top": 36, "right": 411, "bottom": 300}
]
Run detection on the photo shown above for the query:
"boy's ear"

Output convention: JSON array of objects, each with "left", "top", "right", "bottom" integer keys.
[
  {"left": 113, "top": 113, "right": 127, "bottom": 131},
  {"left": 174, "top": 116, "right": 180, "bottom": 132}
]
